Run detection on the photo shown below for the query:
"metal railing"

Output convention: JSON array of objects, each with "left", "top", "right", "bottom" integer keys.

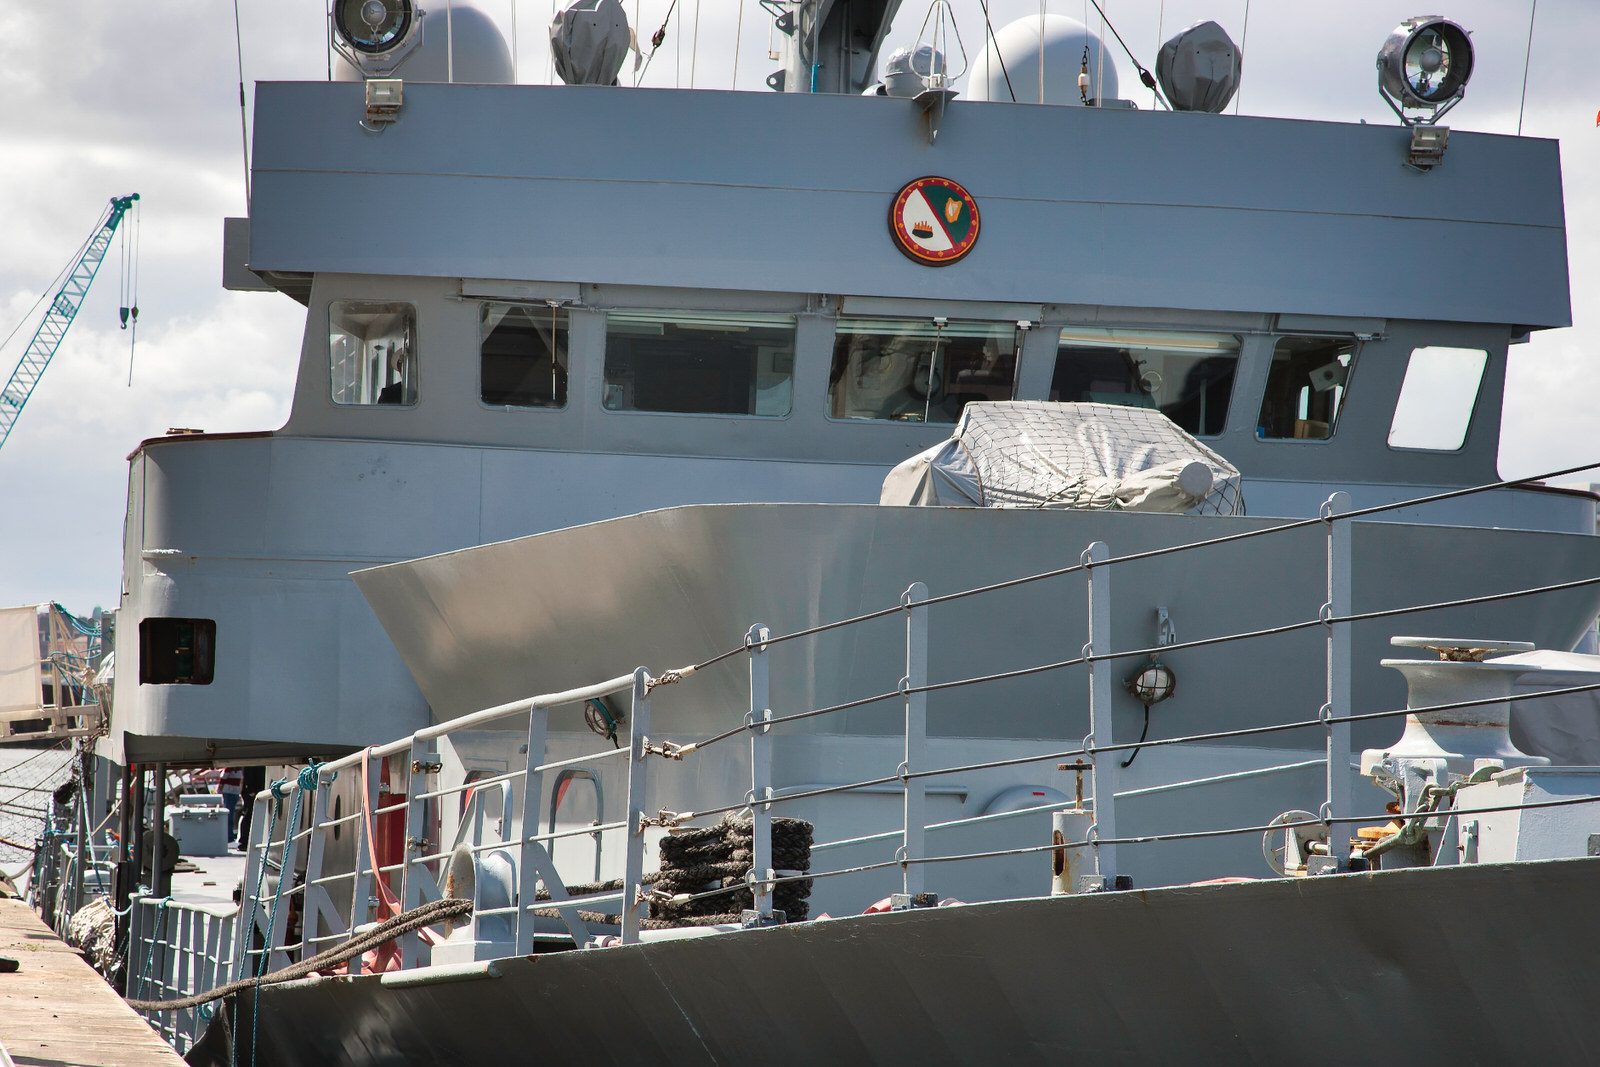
[
  {"left": 209, "top": 460, "right": 1600, "bottom": 991},
  {"left": 127, "top": 894, "right": 237, "bottom": 1055}
]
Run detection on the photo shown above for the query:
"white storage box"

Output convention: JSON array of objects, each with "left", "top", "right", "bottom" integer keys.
[{"left": 166, "top": 797, "right": 229, "bottom": 857}]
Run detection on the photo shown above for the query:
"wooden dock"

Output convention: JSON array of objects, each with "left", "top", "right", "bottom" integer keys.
[{"left": 0, "top": 899, "right": 184, "bottom": 1067}]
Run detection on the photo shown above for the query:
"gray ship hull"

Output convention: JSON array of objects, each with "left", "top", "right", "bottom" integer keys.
[{"left": 197, "top": 857, "right": 1600, "bottom": 1065}]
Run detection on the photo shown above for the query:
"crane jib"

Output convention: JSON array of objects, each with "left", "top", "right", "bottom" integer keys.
[{"left": 0, "top": 193, "right": 140, "bottom": 452}]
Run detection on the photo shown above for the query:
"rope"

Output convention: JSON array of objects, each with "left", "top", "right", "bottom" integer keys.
[
  {"left": 137, "top": 897, "right": 173, "bottom": 1003},
  {"left": 247, "top": 764, "right": 320, "bottom": 1067},
  {"left": 126, "top": 898, "right": 472, "bottom": 1013}
]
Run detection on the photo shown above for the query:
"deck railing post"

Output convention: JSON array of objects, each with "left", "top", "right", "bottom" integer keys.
[
  {"left": 1084, "top": 542, "right": 1118, "bottom": 885},
  {"left": 298, "top": 772, "right": 332, "bottom": 957},
  {"left": 347, "top": 751, "right": 378, "bottom": 975},
  {"left": 746, "top": 625, "right": 775, "bottom": 920},
  {"left": 621, "top": 668, "right": 652, "bottom": 945},
  {"left": 1323, "top": 492, "right": 1354, "bottom": 870},
  {"left": 400, "top": 736, "right": 438, "bottom": 968},
  {"left": 901, "top": 582, "right": 929, "bottom": 898},
  {"left": 231, "top": 792, "right": 271, "bottom": 983},
  {"left": 516, "top": 701, "right": 550, "bottom": 955}
]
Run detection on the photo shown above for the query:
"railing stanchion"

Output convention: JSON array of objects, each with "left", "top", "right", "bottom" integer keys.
[
  {"left": 400, "top": 736, "right": 438, "bottom": 968},
  {"left": 747, "top": 625, "right": 775, "bottom": 920},
  {"left": 516, "top": 701, "right": 550, "bottom": 955},
  {"left": 347, "top": 752, "right": 377, "bottom": 975},
  {"left": 901, "top": 582, "right": 929, "bottom": 897},
  {"left": 231, "top": 791, "right": 270, "bottom": 982},
  {"left": 298, "top": 771, "right": 331, "bottom": 957},
  {"left": 1323, "top": 491, "right": 1354, "bottom": 869},
  {"left": 1085, "top": 542, "right": 1118, "bottom": 886},
  {"left": 621, "top": 667, "right": 652, "bottom": 945}
]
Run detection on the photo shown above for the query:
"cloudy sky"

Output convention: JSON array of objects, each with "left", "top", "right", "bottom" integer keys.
[{"left": 0, "top": 0, "right": 1594, "bottom": 614}]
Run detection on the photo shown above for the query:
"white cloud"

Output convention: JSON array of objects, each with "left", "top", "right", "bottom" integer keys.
[{"left": 1, "top": 0, "right": 1597, "bottom": 615}]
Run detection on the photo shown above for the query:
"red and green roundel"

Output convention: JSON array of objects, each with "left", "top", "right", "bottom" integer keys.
[{"left": 889, "top": 176, "right": 981, "bottom": 265}]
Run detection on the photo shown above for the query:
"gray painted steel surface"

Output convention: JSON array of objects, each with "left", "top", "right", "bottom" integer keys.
[
  {"left": 193, "top": 857, "right": 1600, "bottom": 1065},
  {"left": 247, "top": 83, "right": 1570, "bottom": 328},
  {"left": 354, "top": 502, "right": 1600, "bottom": 738}
]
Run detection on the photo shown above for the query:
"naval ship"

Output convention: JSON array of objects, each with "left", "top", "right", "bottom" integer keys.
[{"left": 20, "top": 1, "right": 1600, "bottom": 1062}]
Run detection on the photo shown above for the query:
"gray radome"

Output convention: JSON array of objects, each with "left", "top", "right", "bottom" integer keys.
[
  {"left": 964, "top": 14, "right": 1118, "bottom": 105},
  {"left": 335, "top": 3, "right": 513, "bottom": 84}
]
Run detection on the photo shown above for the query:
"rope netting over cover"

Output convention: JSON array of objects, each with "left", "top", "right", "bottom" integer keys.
[{"left": 880, "top": 401, "right": 1245, "bottom": 516}]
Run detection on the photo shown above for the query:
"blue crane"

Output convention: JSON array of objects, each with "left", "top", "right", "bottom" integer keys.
[{"left": 0, "top": 193, "right": 140, "bottom": 452}]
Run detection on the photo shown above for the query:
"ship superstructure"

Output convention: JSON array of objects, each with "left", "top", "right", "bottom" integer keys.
[{"left": 24, "top": 3, "right": 1600, "bottom": 1062}]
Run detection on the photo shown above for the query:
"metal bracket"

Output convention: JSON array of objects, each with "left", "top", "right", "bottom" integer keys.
[
  {"left": 740, "top": 908, "right": 787, "bottom": 928},
  {"left": 1156, "top": 607, "right": 1175, "bottom": 647}
]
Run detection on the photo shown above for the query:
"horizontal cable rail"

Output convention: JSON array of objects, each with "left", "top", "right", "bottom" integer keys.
[
  {"left": 212, "top": 457, "right": 1600, "bottom": 997},
  {"left": 669, "top": 459, "right": 1600, "bottom": 681}
]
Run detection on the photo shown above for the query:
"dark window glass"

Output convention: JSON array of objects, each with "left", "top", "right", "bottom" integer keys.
[
  {"left": 603, "top": 312, "right": 795, "bottom": 416},
  {"left": 481, "top": 303, "right": 569, "bottom": 408},
  {"left": 829, "top": 319, "right": 1020, "bottom": 423},
  {"left": 1050, "top": 329, "right": 1239, "bottom": 437},
  {"left": 1257, "top": 337, "right": 1356, "bottom": 440},
  {"left": 139, "top": 618, "right": 216, "bottom": 685}
]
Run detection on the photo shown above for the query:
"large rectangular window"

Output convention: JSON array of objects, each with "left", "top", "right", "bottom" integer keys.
[
  {"left": 330, "top": 301, "right": 417, "bottom": 406},
  {"left": 481, "top": 303, "right": 569, "bottom": 408},
  {"left": 1388, "top": 346, "right": 1487, "bottom": 451},
  {"left": 602, "top": 312, "right": 795, "bottom": 416},
  {"left": 829, "top": 319, "right": 1020, "bottom": 423},
  {"left": 1050, "top": 328, "right": 1239, "bottom": 437},
  {"left": 1257, "top": 337, "right": 1356, "bottom": 441}
]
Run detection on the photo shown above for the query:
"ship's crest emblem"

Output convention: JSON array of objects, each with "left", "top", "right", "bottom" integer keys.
[{"left": 889, "top": 176, "right": 981, "bottom": 266}]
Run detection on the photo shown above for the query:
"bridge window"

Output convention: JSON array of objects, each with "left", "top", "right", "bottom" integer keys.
[
  {"left": 1050, "top": 329, "right": 1239, "bottom": 437},
  {"left": 1257, "top": 337, "right": 1356, "bottom": 441},
  {"left": 1388, "top": 346, "right": 1487, "bottom": 451},
  {"left": 140, "top": 618, "right": 215, "bottom": 685},
  {"left": 602, "top": 312, "right": 795, "bottom": 416},
  {"left": 330, "top": 301, "right": 417, "bottom": 406},
  {"left": 829, "top": 319, "right": 1020, "bottom": 423},
  {"left": 481, "top": 303, "right": 569, "bottom": 408}
]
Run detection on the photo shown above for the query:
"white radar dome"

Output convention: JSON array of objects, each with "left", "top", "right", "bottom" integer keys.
[
  {"left": 965, "top": 14, "right": 1119, "bottom": 105},
  {"left": 335, "top": 3, "right": 513, "bottom": 84}
]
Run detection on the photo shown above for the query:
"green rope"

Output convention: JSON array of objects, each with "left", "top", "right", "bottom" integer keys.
[
  {"left": 245, "top": 763, "right": 322, "bottom": 1067},
  {"left": 138, "top": 897, "right": 172, "bottom": 1003}
]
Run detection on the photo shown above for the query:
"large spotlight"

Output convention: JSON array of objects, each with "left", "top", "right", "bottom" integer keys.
[
  {"left": 1377, "top": 16, "right": 1473, "bottom": 125},
  {"left": 332, "top": 0, "right": 423, "bottom": 75}
]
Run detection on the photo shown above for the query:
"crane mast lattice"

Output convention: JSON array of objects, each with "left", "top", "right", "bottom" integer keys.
[{"left": 0, "top": 193, "right": 140, "bottom": 452}]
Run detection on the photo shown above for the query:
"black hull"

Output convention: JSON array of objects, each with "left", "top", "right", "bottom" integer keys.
[{"left": 194, "top": 858, "right": 1600, "bottom": 1065}]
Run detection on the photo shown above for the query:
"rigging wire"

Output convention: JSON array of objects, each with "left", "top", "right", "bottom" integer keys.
[
  {"left": 118, "top": 199, "right": 142, "bottom": 383},
  {"left": 232, "top": 0, "right": 251, "bottom": 207},
  {"left": 1517, "top": 0, "right": 1539, "bottom": 136},
  {"left": 731, "top": 0, "right": 745, "bottom": 88},
  {"left": 690, "top": 0, "right": 701, "bottom": 87},
  {"left": 976, "top": 0, "right": 1017, "bottom": 103},
  {"left": 635, "top": 0, "right": 680, "bottom": 85},
  {"left": 1154, "top": 0, "right": 1165, "bottom": 109},
  {"left": 1082, "top": 0, "right": 1166, "bottom": 108},
  {"left": 1234, "top": 0, "right": 1250, "bottom": 114}
]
